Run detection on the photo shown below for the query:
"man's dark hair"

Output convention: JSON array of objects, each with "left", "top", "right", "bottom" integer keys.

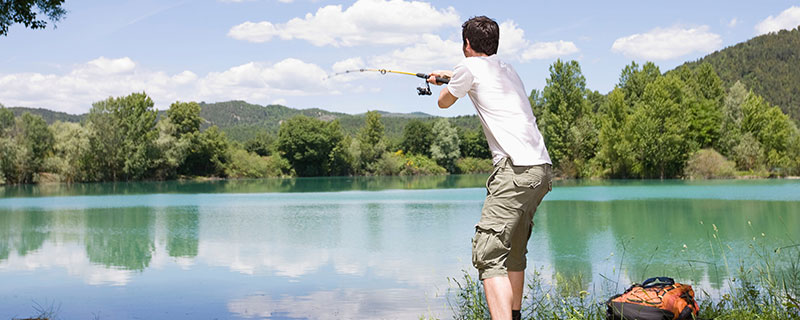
[{"left": 462, "top": 16, "right": 499, "bottom": 55}]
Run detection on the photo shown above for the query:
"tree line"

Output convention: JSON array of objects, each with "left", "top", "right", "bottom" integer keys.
[
  {"left": 2, "top": 59, "right": 799, "bottom": 184},
  {"left": 533, "top": 60, "right": 800, "bottom": 179},
  {"left": 0, "top": 94, "right": 492, "bottom": 184}
]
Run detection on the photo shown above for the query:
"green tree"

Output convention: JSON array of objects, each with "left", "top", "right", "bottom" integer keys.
[
  {"left": 732, "top": 132, "right": 763, "bottom": 171},
  {"left": 430, "top": 118, "right": 460, "bottom": 173},
  {"left": 0, "top": 106, "right": 13, "bottom": 132},
  {"left": 0, "top": 0, "right": 66, "bottom": 36},
  {"left": 458, "top": 128, "right": 490, "bottom": 159},
  {"left": 244, "top": 130, "right": 275, "bottom": 156},
  {"left": 624, "top": 74, "right": 694, "bottom": 179},
  {"left": 618, "top": 61, "right": 661, "bottom": 105},
  {"left": 674, "top": 62, "right": 724, "bottom": 148},
  {"left": 180, "top": 126, "right": 229, "bottom": 177},
  {"left": 354, "top": 111, "right": 387, "bottom": 173},
  {"left": 86, "top": 92, "right": 158, "bottom": 181},
  {"left": 166, "top": 101, "right": 202, "bottom": 137},
  {"left": 740, "top": 92, "right": 795, "bottom": 173},
  {"left": 540, "top": 59, "right": 594, "bottom": 176},
  {"left": 151, "top": 120, "right": 190, "bottom": 180},
  {"left": 44, "top": 121, "right": 90, "bottom": 182},
  {"left": 277, "top": 115, "right": 346, "bottom": 177},
  {"left": 596, "top": 88, "right": 631, "bottom": 177},
  {"left": 717, "top": 81, "right": 748, "bottom": 156},
  {"left": 400, "top": 119, "right": 433, "bottom": 156}
]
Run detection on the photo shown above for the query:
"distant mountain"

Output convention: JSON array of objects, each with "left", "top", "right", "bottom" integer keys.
[
  {"left": 8, "top": 107, "right": 84, "bottom": 123},
  {"left": 677, "top": 26, "right": 800, "bottom": 122}
]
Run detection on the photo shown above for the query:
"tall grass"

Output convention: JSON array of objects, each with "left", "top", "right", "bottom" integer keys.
[{"left": 446, "top": 222, "right": 800, "bottom": 320}]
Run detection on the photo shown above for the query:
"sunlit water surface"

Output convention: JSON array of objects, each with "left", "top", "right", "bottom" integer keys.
[{"left": 1, "top": 176, "right": 799, "bottom": 319}]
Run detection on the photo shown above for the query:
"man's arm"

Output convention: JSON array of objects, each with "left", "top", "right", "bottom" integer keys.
[
  {"left": 437, "top": 88, "right": 457, "bottom": 109},
  {"left": 428, "top": 70, "right": 457, "bottom": 109}
]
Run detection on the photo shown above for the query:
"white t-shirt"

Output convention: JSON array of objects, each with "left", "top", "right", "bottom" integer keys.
[{"left": 447, "top": 55, "right": 551, "bottom": 166}]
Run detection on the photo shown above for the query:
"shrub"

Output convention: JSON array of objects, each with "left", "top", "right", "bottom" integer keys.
[
  {"left": 685, "top": 148, "right": 735, "bottom": 179},
  {"left": 401, "top": 153, "right": 446, "bottom": 175},
  {"left": 456, "top": 157, "right": 493, "bottom": 174},
  {"left": 225, "top": 148, "right": 293, "bottom": 178}
]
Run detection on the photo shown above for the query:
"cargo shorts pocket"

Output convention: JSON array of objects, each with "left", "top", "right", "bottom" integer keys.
[
  {"left": 512, "top": 166, "right": 545, "bottom": 189},
  {"left": 471, "top": 221, "right": 510, "bottom": 270}
]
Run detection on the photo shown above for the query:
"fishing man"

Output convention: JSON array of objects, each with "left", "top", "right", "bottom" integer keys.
[{"left": 428, "top": 16, "right": 553, "bottom": 320}]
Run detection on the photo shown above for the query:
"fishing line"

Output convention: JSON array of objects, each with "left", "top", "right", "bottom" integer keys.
[{"left": 326, "top": 68, "right": 449, "bottom": 96}]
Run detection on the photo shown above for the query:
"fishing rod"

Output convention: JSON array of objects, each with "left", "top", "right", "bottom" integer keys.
[{"left": 326, "top": 68, "right": 450, "bottom": 96}]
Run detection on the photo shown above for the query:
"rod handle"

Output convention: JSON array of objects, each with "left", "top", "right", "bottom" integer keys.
[{"left": 416, "top": 73, "right": 450, "bottom": 84}]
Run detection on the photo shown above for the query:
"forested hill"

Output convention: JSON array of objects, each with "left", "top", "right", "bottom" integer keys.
[
  {"left": 8, "top": 107, "right": 84, "bottom": 123},
  {"left": 7, "top": 101, "right": 479, "bottom": 142},
  {"left": 676, "top": 26, "right": 800, "bottom": 122}
]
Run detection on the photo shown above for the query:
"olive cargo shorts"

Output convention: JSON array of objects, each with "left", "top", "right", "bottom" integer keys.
[{"left": 472, "top": 158, "right": 552, "bottom": 280}]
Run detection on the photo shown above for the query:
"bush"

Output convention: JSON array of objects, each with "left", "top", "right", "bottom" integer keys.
[
  {"left": 401, "top": 153, "right": 447, "bottom": 175},
  {"left": 456, "top": 157, "right": 493, "bottom": 174},
  {"left": 373, "top": 151, "right": 404, "bottom": 176},
  {"left": 225, "top": 148, "right": 293, "bottom": 178},
  {"left": 685, "top": 148, "right": 735, "bottom": 179}
]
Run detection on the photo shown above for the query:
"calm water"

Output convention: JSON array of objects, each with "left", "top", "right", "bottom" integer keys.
[{"left": 1, "top": 176, "right": 799, "bottom": 319}]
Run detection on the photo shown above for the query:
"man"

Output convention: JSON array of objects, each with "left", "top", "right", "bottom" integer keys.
[{"left": 428, "top": 16, "right": 553, "bottom": 320}]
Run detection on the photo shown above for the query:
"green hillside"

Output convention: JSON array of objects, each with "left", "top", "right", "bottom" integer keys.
[
  {"left": 677, "top": 26, "right": 800, "bottom": 122},
  {"left": 8, "top": 107, "right": 84, "bottom": 123}
]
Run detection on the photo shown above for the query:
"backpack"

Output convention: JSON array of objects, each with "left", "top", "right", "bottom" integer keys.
[{"left": 606, "top": 277, "right": 699, "bottom": 320}]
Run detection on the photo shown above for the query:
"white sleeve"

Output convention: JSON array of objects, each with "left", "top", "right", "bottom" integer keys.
[{"left": 447, "top": 61, "right": 474, "bottom": 98}]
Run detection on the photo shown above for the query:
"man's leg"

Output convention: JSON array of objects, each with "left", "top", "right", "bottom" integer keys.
[
  {"left": 509, "top": 271, "right": 525, "bottom": 310},
  {"left": 484, "top": 276, "right": 513, "bottom": 320}
]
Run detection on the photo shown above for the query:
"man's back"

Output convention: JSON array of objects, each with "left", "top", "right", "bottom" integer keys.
[{"left": 447, "top": 55, "right": 551, "bottom": 166}]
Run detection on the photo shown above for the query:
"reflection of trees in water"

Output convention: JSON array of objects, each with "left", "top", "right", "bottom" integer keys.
[
  {"left": 166, "top": 206, "right": 200, "bottom": 258},
  {"left": 539, "top": 201, "right": 606, "bottom": 290},
  {"left": 85, "top": 207, "right": 155, "bottom": 271},
  {"left": 366, "top": 203, "right": 383, "bottom": 252},
  {"left": 0, "top": 209, "right": 51, "bottom": 260},
  {"left": 278, "top": 204, "right": 343, "bottom": 247}
]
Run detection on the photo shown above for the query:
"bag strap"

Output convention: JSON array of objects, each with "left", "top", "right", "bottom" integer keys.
[{"left": 642, "top": 277, "right": 675, "bottom": 287}]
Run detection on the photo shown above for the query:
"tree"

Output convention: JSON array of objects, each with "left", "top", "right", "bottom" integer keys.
[
  {"left": 354, "top": 111, "right": 387, "bottom": 173},
  {"left": 244, "top": 130, "right": 275, "bottom": 157},
  {"left": 179, "top": 126, "right": 228, "bottom": 177},
  {"left": 400, "top": 119, "right": 433, "bottom": 157},
  {"left": 458, "top": 128, "right": 490, "bottom": 159},
  {"left": 717, "top": 81, "right": 748, "bottom": 156},
  {"left": 45, "top": 121, "right": 90, "bottom": 182},
  {"left": 166, "top": 101, "right": 202, "bottom": 137},
  {"left": 618, "top": 61, "right": 661, "bottom": 105},
  {"left": 740, "top": 92, "right": 795, "bottom": 172},
  {"left": 596, "top": 88, "right": 631, "bottom": 177},
  {"left": 624, "top": 74, "right": 694, "bottom": 179},
  {"left": 277, "top": 115, "right": 346, "bottom": 177},
  {"left": 0, "top": 0, "right": 67, "bottom": 36},
  {"left": 430, "top": 118, "right": 460, "bottom": 173},
  {"left": 86, "top": 92, "right": 158, "bottom": 181},
  {"left": 540, "top": 59, "right": 594, "bottom": 176}
]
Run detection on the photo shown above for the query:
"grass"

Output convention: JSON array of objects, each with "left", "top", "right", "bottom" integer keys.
[{"left": 445, "top": 222, "right": 800, "bottom": 320}]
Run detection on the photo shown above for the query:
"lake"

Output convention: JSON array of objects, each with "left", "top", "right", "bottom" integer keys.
[{"left": 1, "top": 176, "right": 799, "bottom": 319}]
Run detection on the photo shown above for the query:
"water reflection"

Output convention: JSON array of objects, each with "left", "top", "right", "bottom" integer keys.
[{"left": 0, "top": 178, "right": 799, "bottom": 319}]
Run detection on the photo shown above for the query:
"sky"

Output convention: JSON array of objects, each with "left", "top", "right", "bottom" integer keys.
[{"left": 1, "top": 0, "right": 800, "bottom": 116}]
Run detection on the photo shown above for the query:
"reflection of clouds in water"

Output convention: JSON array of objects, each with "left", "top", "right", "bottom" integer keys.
[
  {"left": 228, "top": 288, "right": 444, "bottom": 320},
  {"left": 0, "top": 242, "right": 133, "bottom": 286}
]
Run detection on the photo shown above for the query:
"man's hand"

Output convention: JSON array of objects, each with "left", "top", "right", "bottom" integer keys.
[{"left": 427, "top": 70, "right": 453, "bottom": 86}]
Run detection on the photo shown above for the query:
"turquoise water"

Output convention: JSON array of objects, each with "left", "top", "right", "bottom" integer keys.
[{"left": 1, "top": 177, "right": 799, "bottom": 319}]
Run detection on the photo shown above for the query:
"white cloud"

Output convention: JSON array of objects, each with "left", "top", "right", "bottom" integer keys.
[
  {"left": 368, "top": 34, "right": 463, "bottom": 71},
  {"left": 0, "top": 57, "right": 335, "bottom": 114},
  {"left": 227, "top": 0, "right": 460, "bottom": 46},
  {"left": 728, "top": 18, "right": 738, "bottom": 28},
  {"left": 611, "top": 25, "right": 722, "bottom": 60},
  {"left": 755, "top": 6, "right": 800, "bottom": 35},
  {"left": 498, "top": 20, "right": 579, "bottom": 61}
]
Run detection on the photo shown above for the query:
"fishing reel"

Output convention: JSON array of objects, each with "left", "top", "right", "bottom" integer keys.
[{"left": 417, "top": 81, "right": 432, "bottom": 95}]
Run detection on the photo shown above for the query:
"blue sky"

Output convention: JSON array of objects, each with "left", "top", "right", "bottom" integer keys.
[{"left": 1, "top": 0, "right": 799, "bottom": 116}]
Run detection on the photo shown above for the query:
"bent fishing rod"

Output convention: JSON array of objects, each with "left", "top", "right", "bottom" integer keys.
[{"left": 326, "top": 68, "right": 449, "bottom": 96}]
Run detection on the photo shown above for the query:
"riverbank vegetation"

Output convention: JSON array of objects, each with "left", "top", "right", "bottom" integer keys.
[
  {"left": 446, "top": 224, "right": 800, "bottom": 320},
  {"left": 2, "top": 58, "right": 799, "bottom": 184}
]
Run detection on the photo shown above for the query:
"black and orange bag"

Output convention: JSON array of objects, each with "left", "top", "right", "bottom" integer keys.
[{"left": 606, "top": 277, "right": 699, "bottom": 320}]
